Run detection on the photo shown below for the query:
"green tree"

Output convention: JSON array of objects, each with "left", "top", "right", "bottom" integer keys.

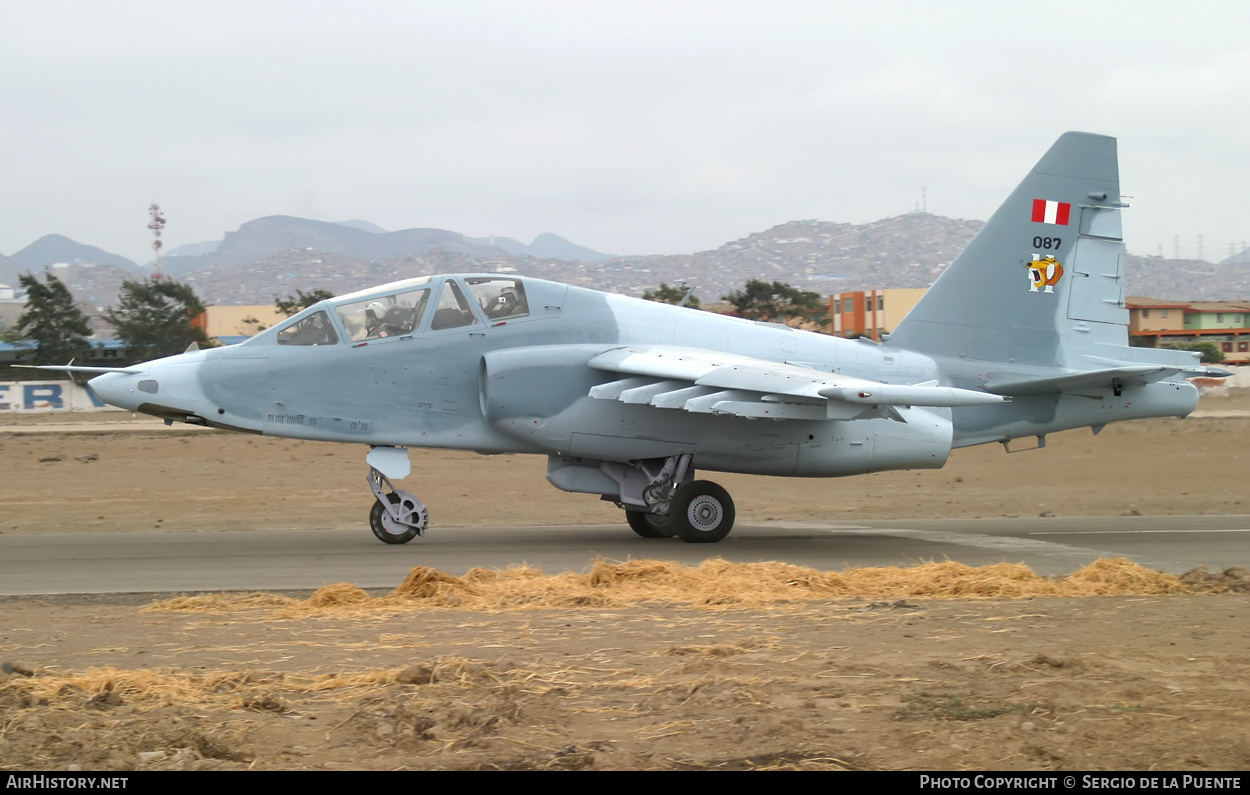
[
  {"left": 722, "top": 279, "right": 826, "bottom": 323},
  {"left": 15, "top": 272, "right": 94, "bottom": 363},
  {"left": 275, "top": 288, "right": 335, "bottom": 318},
  {"left": 642, "top": 282, "right": 701, "bottom": 309},
  {"left": 1165, "top": 341, "right": 1224, "bottom": 364},
  {"left": 0, "top": 324, "right": 27, "bottom": 345},
  {"left": 106, "top": 278, "right": 211, "bottom": 361}
]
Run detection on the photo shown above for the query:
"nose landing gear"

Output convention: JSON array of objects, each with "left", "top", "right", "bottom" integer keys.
[{"left": 366, "top": 454, "right": 428, "bottom": 545}]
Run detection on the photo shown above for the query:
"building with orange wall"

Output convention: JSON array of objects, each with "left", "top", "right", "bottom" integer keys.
[{"left": 828, "top": 288, "right": 926, "bottom": 341}]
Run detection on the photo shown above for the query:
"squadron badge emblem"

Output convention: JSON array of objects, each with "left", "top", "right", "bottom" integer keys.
[{"left": 1027, "top": 254, "right": 1063, "bottom": 293}]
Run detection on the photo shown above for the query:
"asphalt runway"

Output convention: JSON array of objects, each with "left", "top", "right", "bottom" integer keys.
[{"left": 1, "top": 515, "right": 1247, "bottom": 596}]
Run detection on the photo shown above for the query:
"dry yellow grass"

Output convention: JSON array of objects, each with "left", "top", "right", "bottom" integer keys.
[
  {"left": 3, "top": 653, "right": 630, "bottom": 717},
  {"left": 7, "top": 666, "right": 401, "bottom": 709},
  {"left": 141, "top": 557, "right": 1190, "bottom": 618}
]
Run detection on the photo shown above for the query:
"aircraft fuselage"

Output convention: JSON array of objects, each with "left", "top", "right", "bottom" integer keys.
[{"left": 88, "top": 273, "right": 1197, "bottom": 482}]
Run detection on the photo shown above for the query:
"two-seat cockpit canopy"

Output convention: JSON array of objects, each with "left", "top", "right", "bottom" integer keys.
[{"left": 259, "top": 275, "right": 532, "bottom": 349}]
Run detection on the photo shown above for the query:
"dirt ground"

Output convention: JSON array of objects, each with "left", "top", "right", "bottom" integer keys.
[{"left": 1, "top": 392, "right": 1249, "bottom": 771}]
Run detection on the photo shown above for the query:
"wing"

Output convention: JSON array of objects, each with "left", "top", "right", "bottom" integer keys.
[{"left": 587, "top": 346, "right": 1004, "bottom": 421}]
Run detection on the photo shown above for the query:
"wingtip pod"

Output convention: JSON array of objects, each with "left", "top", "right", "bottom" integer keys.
[{"left": 1190, "top": 367, "right": 1234, "bottom": 379}]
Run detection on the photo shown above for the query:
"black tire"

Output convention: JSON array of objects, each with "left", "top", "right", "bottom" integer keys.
[
  {"left": 370, "top": 493, "right": 420, "bottom": 545},
  {"left": 626, "top": 509, "right": 677, "bottom": 538},
  {"left": 671, "top": 480, "right": 735, "bottom": 543}
]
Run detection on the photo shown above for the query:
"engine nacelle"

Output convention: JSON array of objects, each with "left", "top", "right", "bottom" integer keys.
[{"left": 782, "top": 406, "right": 953, "bottom": 477}]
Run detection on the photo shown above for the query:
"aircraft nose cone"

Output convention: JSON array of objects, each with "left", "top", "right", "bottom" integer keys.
[
  {"left": 89, "top": 354, "right": 215, "bottom": 422},
  {"left": 88, "top": 372, "right": 143, "bottom": 412}
]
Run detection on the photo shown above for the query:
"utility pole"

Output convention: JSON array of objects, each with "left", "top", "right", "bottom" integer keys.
[{"left": 148, "top": 202, "right": 166, "bottom": 279}]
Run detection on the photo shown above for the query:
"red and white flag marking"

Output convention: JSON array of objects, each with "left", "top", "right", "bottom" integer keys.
[{"left": 1031, "top": 199, "right": 1071, "bottom": 225}]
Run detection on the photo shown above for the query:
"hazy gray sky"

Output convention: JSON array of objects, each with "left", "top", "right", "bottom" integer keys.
[{"left": 2, "top": 1, "right": 1247, "bottom": 266}]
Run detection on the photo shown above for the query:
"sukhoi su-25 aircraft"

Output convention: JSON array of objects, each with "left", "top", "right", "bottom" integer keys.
[{"left": 30, "top": 132, "right": 1229, "bottom": 544}]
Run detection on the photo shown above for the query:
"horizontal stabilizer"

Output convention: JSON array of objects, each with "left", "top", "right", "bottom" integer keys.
[{"left": 985, "top": 366, "right": 1183, "bottom": 396}]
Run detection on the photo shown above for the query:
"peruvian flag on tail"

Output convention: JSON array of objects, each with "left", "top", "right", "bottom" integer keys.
[{"left": 1031, "top": 199, "right": 1071, "bottom": 225}]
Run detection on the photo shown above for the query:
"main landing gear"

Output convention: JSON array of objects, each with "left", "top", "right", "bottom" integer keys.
[
  {"left": 366, "top": 447, "right": 428, "bottom": 545},
  {"left": 668, "top": 480, "right": 735, "bottom": 544},
  {"left": 613, "top": 454, "right": 736, "bottom": 543},
  {"left": 625, "top": 509, "right": 675, "bottom": 538}
]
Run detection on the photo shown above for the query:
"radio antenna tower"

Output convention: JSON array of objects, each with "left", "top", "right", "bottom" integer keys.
[{"left": 148, "top": 202, "right": 166, "bottom": 279}]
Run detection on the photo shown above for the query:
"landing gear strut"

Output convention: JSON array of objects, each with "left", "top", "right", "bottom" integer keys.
[
  {"left": 366, "top": 463, "right": 428, "bottom": 545},
  {"left": 610, "top": 454, "right": 736, "bottom": 543}
]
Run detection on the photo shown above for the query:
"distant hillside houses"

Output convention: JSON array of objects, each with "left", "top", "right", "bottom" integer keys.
[{"left": 1129, "top": 297, "right": 1250, "bottom": 365}]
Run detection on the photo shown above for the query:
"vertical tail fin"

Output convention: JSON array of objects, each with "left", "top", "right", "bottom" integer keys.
[{"left": 887, "top": 132, "right": 1133, "bottom": 368}]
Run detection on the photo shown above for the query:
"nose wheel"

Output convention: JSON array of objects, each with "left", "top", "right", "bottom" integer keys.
[{"left": 367, "top": 466, "right": 428, "bottom": 544}]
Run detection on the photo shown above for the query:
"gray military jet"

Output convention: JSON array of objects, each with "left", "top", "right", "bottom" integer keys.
[{"left": 31, "top": 132, "right": 1227, "bottom": 544}]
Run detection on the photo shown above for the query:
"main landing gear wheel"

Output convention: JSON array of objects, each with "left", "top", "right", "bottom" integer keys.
[
  {"left": 369, "top": 493, "right": 428, "bottom": 545},
  {"left": 626, "top": 509, "right": 677, "bottom": 538},
  {"left": 671, "top": 480, "right": 735, "bottom": 543}
]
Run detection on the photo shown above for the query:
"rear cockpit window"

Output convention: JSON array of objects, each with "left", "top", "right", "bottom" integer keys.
[
  {"left": 430, "top": 281, "right": 480, "bottom": 330},
  {"left": 336, "top": 287, "right": 431, "bottom": 342},
  {"left": 276, "top": 311, "right": 339, "bottom": 346},
  {"left": 466, "top": 277, "right": 529, "bottom": 321}
]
